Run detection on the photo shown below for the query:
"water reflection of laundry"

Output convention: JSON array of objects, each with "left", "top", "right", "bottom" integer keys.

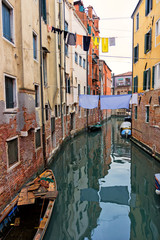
[{"left": 80, "top": 186, "right": 129, "bottom": 206}]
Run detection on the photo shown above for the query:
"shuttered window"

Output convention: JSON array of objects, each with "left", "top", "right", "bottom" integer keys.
[
  {"left": 7, "top": 138, "right": 18, "bottom": 167},
  {"left": 134, "top": 44, "right": 139, "bottom": 63},
  {"left": 143, "top": 69, "right": 151, "bottom": 90},
  {"left": 2, "top": 1, "right": 13, "bottom": 43},
  {"left": 5, "top": 76, "right": 17, "bottom": 109},
  {"left": 133, "top": 76, "right": 138, "bottom": 93},
  {"left": 144, "top": 29, "right": 152, "bottom": 53},
  {"left": 41, "top": 0, "right": 47, "bottom": 23},
  {"left": 35, "top": 129, "right": 41, "bottom": 149},
  {"left": 145, "top": 0, "right": 152, "bottom": 16}
]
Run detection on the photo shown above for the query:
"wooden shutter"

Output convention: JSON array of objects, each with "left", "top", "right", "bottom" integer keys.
[
  {"left": 148, "top": 68, "right": 151, "bottom": 89},
  {"left": 152, "top": 66, "right": 155, "bottom": 89},
  {"left": 143, "top": 71, "right": 147, "bottom": 90},
  {"left": 144, "top": 33, "right": 147, "bottom": 53}
]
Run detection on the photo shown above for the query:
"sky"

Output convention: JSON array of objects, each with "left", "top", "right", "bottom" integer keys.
[{"left": 82, "top": 0, "right": 139, "bottom": 75}]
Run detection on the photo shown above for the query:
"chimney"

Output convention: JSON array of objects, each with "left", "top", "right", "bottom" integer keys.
[{"left": 87, "top": 5, "right": 93, "bottom": 19}]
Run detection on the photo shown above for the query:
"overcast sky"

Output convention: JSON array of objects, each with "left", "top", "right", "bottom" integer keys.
[{"left": 82, "top": 0, "right": 139, "bottom": 75}]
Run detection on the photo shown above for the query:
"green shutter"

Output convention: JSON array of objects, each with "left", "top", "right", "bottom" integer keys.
[
  {"left": 143, "top": 71, "right": 147, "bottom": 90},
  {"left": 136, "top": 76, "right": 138, "bottom": 92},
  {"left": 148, "top": 68, "right": 151, "bottom": 89},
  {"left": 133, "top": 76, "right": 136, "bottom": 93},
  {"left": 149, "top": 29, "right": 152, "bottom": 51},
  {"left": 152, "top": 66, "right": 155, "bottom": 89},
  {"left": 144, "top": 34, "right": 147, "bottom": 53}
]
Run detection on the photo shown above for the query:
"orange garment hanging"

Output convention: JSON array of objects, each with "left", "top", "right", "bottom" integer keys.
[{"left": 76, "top": 34, "right": 83, "bottom": 48}]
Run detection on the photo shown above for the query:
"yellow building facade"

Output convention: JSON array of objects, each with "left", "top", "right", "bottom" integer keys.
[{"left": 131, "top": 0, "right": 160, "bottom": 161}]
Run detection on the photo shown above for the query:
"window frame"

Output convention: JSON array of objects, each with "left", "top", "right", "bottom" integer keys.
[
  {"left": 143, "top": 68, "right": 151, "bottom": 91},
  {"left": 145, "top": 106, "right": 150, "bottom": 123},
  {"left": 2, "top": 0, "right": 15, "bottom": 45},
  {"left": 134, "top": 44, "right": 139, "bottom": 63},
  {"left": 35, "top": 128, "right": 41, "bottom": 150},
  {"left": 135, "top": 106, "right": 137, "bottom": 120},
  {"left": 6, "top": 136, "right": 20, "bottom": 171},
  {"left": 145, "top": 0, "right": 152, "bottom": 16},
  {"left": 79, "top": 55, "right": 82, "bottom": 66},
  {"left": 35, "top": 84, "right": 40, "bottom": 108},
  {"left": 75, "top": 52, "right": 78, "bottom": 64},
  {"left": 136, "top": 12, "right": 139, "bottom": 31},
  {"left": 144, "top": 29, "right": 152, "bottom": 54},
  {"left": 33, "top": 31, "right": 38, "bottom": 61},
  {"left": 83, "top": 59, "right": 86, "bottom": 69},
  {"left": 43, "top": 51, "right": 47, "bottom": 87},
  {"left": 4, "top": 74, "right": 17, "bottom": 111}
]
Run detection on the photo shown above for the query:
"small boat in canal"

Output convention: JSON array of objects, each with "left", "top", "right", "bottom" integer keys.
[
  {"left": 155, "top": 173, "right": 160, "bottom": 195},
  {"left": 120, "top": 120, "right": 131, "bottom": 138},
  {"left": 0, "top": 169, "right": 58, "bottom": 240},
  {"left": 88, "top": 122, "right": 102, "bottom": 132}
]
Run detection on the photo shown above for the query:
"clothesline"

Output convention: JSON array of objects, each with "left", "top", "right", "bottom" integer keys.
[
  {"left": 79, "top": 93, "right": 138, "bottom": 110},
  {"left": 47, "top": 25, "right": 116, "bottom": 52}
]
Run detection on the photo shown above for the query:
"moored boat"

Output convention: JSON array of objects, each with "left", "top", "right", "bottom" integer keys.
[
  {"left": 0, "top": 169, "right": 58, "bottom": 240},
  {"left": 155, "top": 173, "right": 160, "bottom": 195},
  {"left": 88, "top": 122, "right": 102, "bottom": 132}
]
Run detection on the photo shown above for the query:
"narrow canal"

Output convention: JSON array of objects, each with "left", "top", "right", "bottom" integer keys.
[{"left": 45, "top": 117, "right": 160, "bottom": 240}]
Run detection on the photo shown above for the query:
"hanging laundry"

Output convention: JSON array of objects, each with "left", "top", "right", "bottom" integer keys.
[
  {"left": 67, "top": 33, "right": 76, "bottom": 46},
  {"left": 92, "top": 37, "right": 100, "bottom": 49},
  {"left": 79, "top": 95, "right": 99, "bottom": 109},
  {"left": 102, "top": 38, "right": 109, "bottom": 53},
  {"left": 47, "top": 25, "right": 52, "bottom": 32},
  {"left": 83, "top": 36, "right": 91, "bottom": 51},
  {"left": 130, "top": 93, "right": 138, "bottom": 104},
  {"left": 109, "top": 37, "right": 115, "bottom": 46},
  {"left": 51, "top": 27, "right": 62, "bottom": 34},
  {"left": 100, "top": 94, "right": 132, "bottom": 110},
  {"left": 76, "top": 34, "right": 83, "bottom": 48},
  {"left": 64, "top": 31, "right": 68, "bottom": 40}
]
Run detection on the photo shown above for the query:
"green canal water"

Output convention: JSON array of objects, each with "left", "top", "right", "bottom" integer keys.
[{"left": 45, "top": 118, "right": 160, "bottom": 240}]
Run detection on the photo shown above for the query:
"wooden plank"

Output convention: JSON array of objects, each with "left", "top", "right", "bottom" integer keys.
[
  {"left": 41, "top": 191, "right": 58, "bottom": 199},
  {"left": 28, "top": 184, "right": 40, "bottom": 191}
]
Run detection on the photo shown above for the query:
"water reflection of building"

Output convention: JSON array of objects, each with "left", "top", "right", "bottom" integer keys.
[
  {"left": 111, "top": 117, "right": 131, "bottom": 159},
  {"left": 130, "top": 143, "right": 160, "bottom": 240}
]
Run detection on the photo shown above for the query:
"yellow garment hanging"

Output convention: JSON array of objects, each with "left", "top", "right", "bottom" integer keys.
[
  {"left": 92, "top": 37, "right": 100, "bottom": 49},
  {"left": 102, "top": 38, "right": 109, "bottom": 53}
]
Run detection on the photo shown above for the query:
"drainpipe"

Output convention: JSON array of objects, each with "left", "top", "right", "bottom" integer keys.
[
  {"left": 86, "top": 45, "right": 89, "bottom": 128},
  {"left": 59, "top": 1, "right": 64, "bottom": 138},
  {"left": 39, "top": 0, "right": 47, "bottom": 168},
  {"left": 63, "top": 0, "right": 67, "bottom": 136}
]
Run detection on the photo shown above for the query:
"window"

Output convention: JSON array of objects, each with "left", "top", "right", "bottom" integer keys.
[
  {"left": 146, "top": 106, "right": 149, "bottom": 122},
  {"left": 65, "top": 43, "right": 68, "bottom": 56},
  {"left": 153, "top": 63, "right": 160, "bottom": 89},
  {"left": 45, "top": 104, "right": 49, "bottom": 121},
  {"left": 66, "top": 75, "right": 71, "bottom": 94},
  {"left": 78, "top": 84, "right": 80, "bottom": 96},
  {"left": 35, "top": 129, "right": 41, "bottom": 149},
  {"left": 125, "top": 78, "right": 130, "bottom": 85},
  {"left": 84, "top": 86, "right": 86, "bottom": 94},
  {"left": 33, "top": 32, "right": 38, "bottom": 60},
  {"left": 156, "top": 19, "right": 160, "bottom": 37},
  {"left": 79, "top": 56, "right": 82, "bottom": 66},
  {"left": 136, "top": 13, "right": 139, "bottom": 31},
  {"left": 79, "top": 106, "right": 81, "bottom": 117},
  {"left": 51, "top": 117, "right": 55, "bottom": 134},
  {"left": 83, "top": 59, "right": 86, "bottom": 69},
  {"left": 41, "top": 0, "right": 47, "bottom": 23},
  {"left": 143, "top": 68, "right": 151, "bottom": 90},
  {"left": 55, "top": 105, "right": 58, "bottom": 117},
  {"left": 35, "top": 85, "right": 40, "bottom": 107},
  {"left": 144, "top": 29, "right": 152, "bottom": 53},
  {"left": 65, "top": 21, "right": 68, "bottom": 56},
  {"left": 58, "top": 105, "right": 61, "bottom": 117},
  {"left": 2, "top": 0, "right": 14, "bottom": 43},
  {"left": 75, "top": 52, "right": 78, "bottom": 64},
  {"left": 66, "top": 106, "right": 69, "bottom": 115},
  {"left": 43, "top": 52, "right": 47, "bottom": 86},
  {"left": 135, "top": 106, "right": 137, "bottom": 120},
  {"left": 145, "top": 0, "right": 152, "bottom": 16},
  {"left": 7, "top": 137, "right": 18, "bottom": 167},
  {"left": 5, "top": 75, "right": 17, "bottom": 109},
  {"left": 134, "top": 44, "right": 139, "bottom": 63},
  {"left": 133, "top": 76, "right": 138, "bottom": 93}
]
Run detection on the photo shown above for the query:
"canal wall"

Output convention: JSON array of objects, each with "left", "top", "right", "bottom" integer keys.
[{"left": 131, "top": 89, "right": 160, "bottom": 162}]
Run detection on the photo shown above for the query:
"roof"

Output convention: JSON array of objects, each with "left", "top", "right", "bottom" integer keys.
[
  {"left": 131, "top": 0, "right": 142, "bottom": 18},
  {"left": 99, "top": 59, "right": 112, "bottom": 72},
  {"left": 114, "top": 71, "right": 132, "bottom": 77}
]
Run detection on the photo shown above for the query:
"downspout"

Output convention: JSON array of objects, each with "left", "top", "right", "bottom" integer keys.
[
  {"left": 86, "top": 38, "right": 89, "bottom": 128},
  {"left": 63, "top": 0, "right": 67, "bottom": 136},
  {"left": 59, "top": 1, "right": 64, "bottom": 138},
  {"left": 131, "top": 16, "right": 134, "bottom": 133},
  {"left": 39, "top": 0, "right": 47, "bottom": 168}
]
